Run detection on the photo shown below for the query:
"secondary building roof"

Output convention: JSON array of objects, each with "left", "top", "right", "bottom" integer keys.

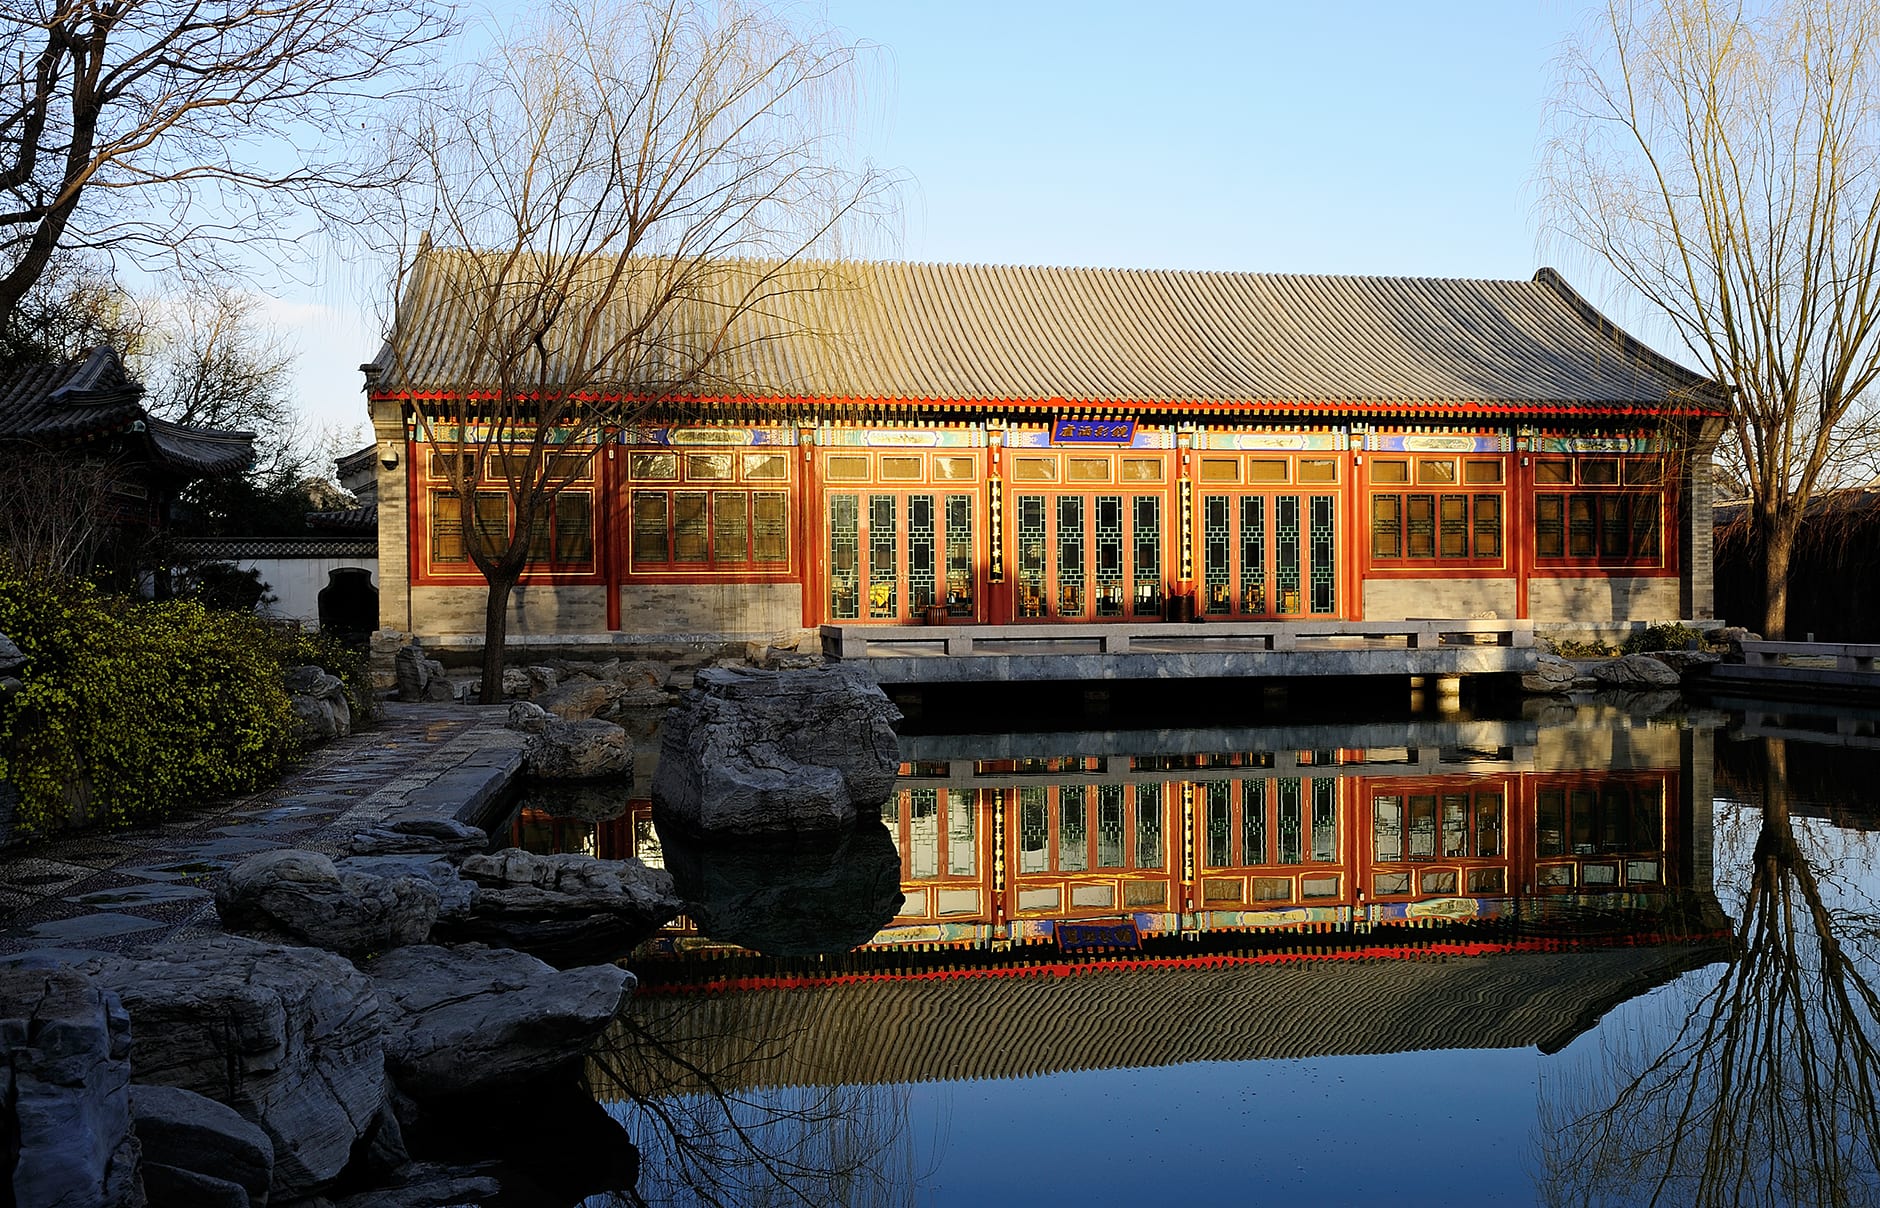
[
  {"left": 372, "top": 253, "right": 1725, "bottom": 417},
  {"left": 0, "top": 346, "right": 255, "bottom": 476}
]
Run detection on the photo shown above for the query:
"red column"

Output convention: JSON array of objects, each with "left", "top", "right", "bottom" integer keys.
[{"left": 602, "top": 440, "right": 621, "bottom": 631}]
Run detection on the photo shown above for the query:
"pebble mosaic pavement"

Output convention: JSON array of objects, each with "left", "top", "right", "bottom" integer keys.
[{"left": 0, "top": 702, "right": 514, "bottom": 966}]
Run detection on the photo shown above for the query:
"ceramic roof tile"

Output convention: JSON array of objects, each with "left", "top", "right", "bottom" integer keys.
[{"left": 373, "top": 255, "right": 1722, "bottom": 412}]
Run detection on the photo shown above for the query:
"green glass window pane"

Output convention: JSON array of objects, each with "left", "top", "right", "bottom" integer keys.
[
  {"left": 1204, "top": 780, "right": 1232, "bottom": 867},
  {"left": 1058, "top": 784, "right": 1088, "bottom": 871},
  {"left": 828, "top": 495, "right": 859, "bottom": 619},
  {"left": 553, "top": 493, "right": 594, "bottom": 563},
  {"left": 1243, "top": 779, "right": 1268, "bottom": 864},
  {"left": 752, "top": 492, "right": 789, "bottom": 562},
  {"left": 909, "top": 788, "right": 938, "bottom": 879},
  {"left": 1277, "top": 778, "right": 1302, "bottom": 864},
  {"left": 1019, "top": 785, "right": 1048, "bottom": 873},
  {"left": 1311, "top": 778, "right": 1337, "bottom": 861},
  {"left": 673, "top": 492, "right": 709, "bottom": 562},
  {"left": 631, "top": 492, "right": 668, "bottom": 563},
  {"left": 868, "top": 495, "right": 898, "bottom": 618},
  {"left": 1097, "top": 784, "right": 1126, "bottom": 868},
  {"left": 946, "top": 790, "right": 975, "bottom": 876},
  {"left": 1373, "top": 794, "right": 1403, "bottom": 862},
  {"left": 1134, "top": 782, "right": 1163, "bottom": 869}
]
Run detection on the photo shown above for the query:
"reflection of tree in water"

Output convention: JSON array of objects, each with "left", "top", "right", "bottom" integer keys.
[
  {"left": 1538, "top": 740, "right": 1880, "bottom": 1207},
  {"left": 585, "top": 995, "right": 934, "bottom": 1207}
]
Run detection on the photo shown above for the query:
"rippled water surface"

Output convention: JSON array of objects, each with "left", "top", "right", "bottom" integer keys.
[{"left": 512, "top": 701, "right": 1880, "bottom": 1207}]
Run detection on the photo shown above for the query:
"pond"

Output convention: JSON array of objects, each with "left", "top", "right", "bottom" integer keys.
[{"left": 506, "top": 700, "right": 1880, "bottom": 1207}]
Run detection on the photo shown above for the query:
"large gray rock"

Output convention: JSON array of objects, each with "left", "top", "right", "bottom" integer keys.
[
  {"left": 367, "top": 944, "right": 633, "bottom": 1099},
  {"left": 394, "top": 644, "right": 453, "bottom": 703},
  {"left": 0, "top": 630, "right": 27, "bottom": 674},
  {"left": 505, "top": 700, "right": 553, "bottom": 733},
  {"left": 348, "top": 811, "right": 488, "bottom": 859},
  {"left": 1522, "top": 651, "right": 1577, "bottom": 695},
  {"left": 1591, "top": 653, "right": 1683, "bottom": 688},
  {"left": 0, "top": 968, "right": 141, "bottom": 1208},
  {"left": 535, "top": 676, "right": 626, "bottom": 721},
  {"left": 89, "top": 935, "right": 384, "bottom": 1197},
  {"left": 522, "top": 718, "right": 631, "bottom": 781},
  {"left": 651, "top": 664, "right": 902, "bottom": 836},
  {"left": 284, "top": 665, "right": 352, "bottom": 742},
  {"left": 130, "top": 1084, "right": 271, "bottom": 1208},
  {"left": 336, "top": 854, "right": 476, "bottom": 926},
  {"left": 600, "top": 659, "right": 670, "bottom": 689},
  {"left": 215, "top": 849, "right": 439, "bottom": 955},
  {"left": 450, "top": 848, "right": 682, "bottom": 967}
]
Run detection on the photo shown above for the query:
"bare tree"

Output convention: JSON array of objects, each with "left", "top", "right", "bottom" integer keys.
[
  {"left": 1543, "top": 0, "right": 1880, "bottom": 638},
  {"left": 0, "top": 250, "right": 144, "bottom": 369},
  {"left": 0, "top": 450, "right": 124, "bottom": 577},
  {"left": 371, "top": 0, "right": 888, "bottom": 702},
  {"left": 0, "top": 0, "right": 453, "bottom": 315}
]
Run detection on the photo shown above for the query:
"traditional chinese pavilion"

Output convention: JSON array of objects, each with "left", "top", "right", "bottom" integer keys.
[{"left": 363, "top": 259, "right": 1727, "bottom": 647}]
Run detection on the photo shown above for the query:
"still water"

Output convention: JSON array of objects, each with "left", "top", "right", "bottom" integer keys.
[{"left": 512, "top": 701, "right": 1880, "bottom": 1207}]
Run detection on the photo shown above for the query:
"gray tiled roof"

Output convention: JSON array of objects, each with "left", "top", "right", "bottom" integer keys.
[
  {"left": 0, "top": 347, "right": 254, "bottom": 476},
  {"left": 373, "top": 254, "right": 1723, "bottom": 415}
]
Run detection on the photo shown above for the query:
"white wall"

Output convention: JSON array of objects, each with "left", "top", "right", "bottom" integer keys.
[{"left": 236, "top": 557, "right": 379, "bottom": 624}]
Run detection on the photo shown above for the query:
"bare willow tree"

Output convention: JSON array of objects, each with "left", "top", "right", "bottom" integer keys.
[
  {"left": 0, "top": 0, "right": 453, "bottom": 314},
  {"left": 1544, "top": 0, "right": 1880, "bottom": 638},
  {"left": 371, "top": 0, "right": 887, "bottom": 702}
]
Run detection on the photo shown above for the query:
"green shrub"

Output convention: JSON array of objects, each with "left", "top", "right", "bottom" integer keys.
[
  {"left": 0, "top": 566, "right": 304, "bottom": 833},
  {"left": 1544, "top": 636, "right": 1619, "bottom": 658},
  {"left": 1622, "top": 622, "right": 1702, "bottom": 655}
]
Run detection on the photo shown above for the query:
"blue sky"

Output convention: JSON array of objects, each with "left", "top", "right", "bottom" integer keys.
[{"left": 288, "top": 0, "right": 1611, "bottom": 438}]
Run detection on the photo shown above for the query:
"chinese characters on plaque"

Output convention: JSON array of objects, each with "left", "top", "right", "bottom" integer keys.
[{"left": 1049, "top": 418, "right": 1137, "bottom": 445}]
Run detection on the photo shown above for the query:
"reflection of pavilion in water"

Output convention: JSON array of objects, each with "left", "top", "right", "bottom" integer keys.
[
  {"left": 514, "top": 713, "right": 1727, "bottom": 961},
  {"left": 554, "top": 714, "right": 1740, "bottom": 1096}
]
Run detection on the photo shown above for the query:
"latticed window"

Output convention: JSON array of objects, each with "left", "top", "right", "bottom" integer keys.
[
  {"left": 429, "top": 491, "right": 510, "bottom": 564},
  {"left": 626, "top": 446, "right": 791, "bottom": 572},
  {"left": 1533, "top": 456, "right": 1664, "bottom": 565}
]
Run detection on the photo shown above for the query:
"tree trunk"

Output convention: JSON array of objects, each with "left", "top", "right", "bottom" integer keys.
[
  {"left": 1760, "top": 522, "right": 1795, "bottom": 641},
  {"left": 480, "top": 569, "right": 519, "bottom": 705}
]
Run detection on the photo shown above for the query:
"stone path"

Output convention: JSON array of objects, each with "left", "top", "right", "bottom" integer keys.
[{"left": 0, "top": 702, "right": 520, "bottom": 966}]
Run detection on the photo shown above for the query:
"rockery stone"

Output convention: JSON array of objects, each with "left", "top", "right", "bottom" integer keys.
[
  {"left": 450, "top": 848, "right": 681, "bottom": 967},
  {"left": 215, "top": 849, "right": 439, "bottom": 955},
  {"left": 651, "top": 664, "right": 902, "bottom": 835},
  {"left": 1591, "top": 653, "right": 1683, "bottom": 688},
  {"left": 0, "top": 967, "right": 141, "bottom": 1208},
  {"left": 130, "top": 1083, "right": 272, "bottom": 1208},
  {"left": 88, "top": 935, "right": 385, "bottom": 1198},
  {"left": 284, "top": 664, "right": 352, "bottom": 742},
  {"left": 522, "top": 718, "right": 632, "bottom": 781},
  {"left": 367, "top": 943, "right": 633, "bottom": 1099}
]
